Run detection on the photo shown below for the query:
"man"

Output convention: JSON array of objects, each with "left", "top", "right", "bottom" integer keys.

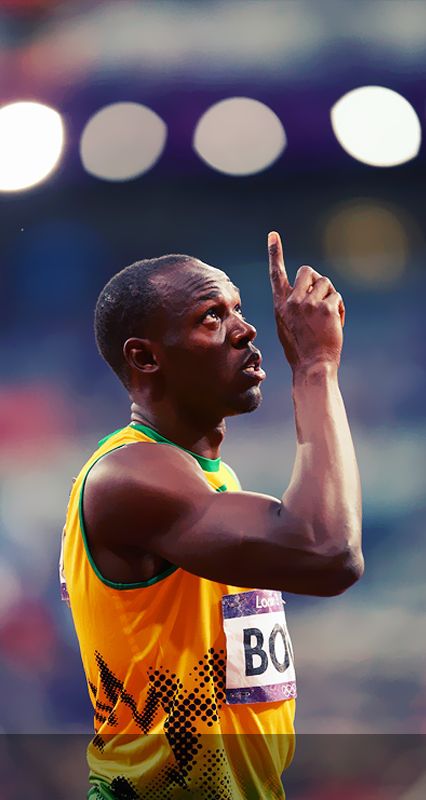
[{"left": 61, "top": 231, "right": 363, "bottom": 799}]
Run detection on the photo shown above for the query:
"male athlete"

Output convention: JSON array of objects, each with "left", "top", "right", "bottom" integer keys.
[{"left": 61, "top": 232, "right": 363, "bottom": 799}]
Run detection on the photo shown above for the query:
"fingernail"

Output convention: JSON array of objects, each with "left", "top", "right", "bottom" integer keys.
[{"left": 268, "top": 231, "right": 278, "bottom": 246}]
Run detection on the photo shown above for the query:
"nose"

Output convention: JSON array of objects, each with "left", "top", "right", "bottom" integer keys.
[{"left": 231, "top": 317, "right": 257, "bottom": 348}]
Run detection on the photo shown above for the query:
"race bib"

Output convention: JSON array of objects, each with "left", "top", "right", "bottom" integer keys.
[{"left": 221, "top": 589, "right": 296, "bottom": 705}]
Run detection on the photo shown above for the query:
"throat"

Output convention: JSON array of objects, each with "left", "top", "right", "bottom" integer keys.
[{"left": 130, "top": 403, "right": 226, "bottom": 460}]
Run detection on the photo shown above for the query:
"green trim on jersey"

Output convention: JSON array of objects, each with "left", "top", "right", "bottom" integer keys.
[
  {"left": 88, "top": 778, "right": 116, "bottom": 800},
  {"left": 79, "top": 446, "right": 178, "bottom": 590},
  {"left": 130, "top": 421, "right": 221, "bottom": 472}
]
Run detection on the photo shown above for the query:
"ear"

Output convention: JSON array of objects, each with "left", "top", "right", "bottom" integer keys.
[{"left": 123, "top": 337, "right": 159, "bottom": 374}]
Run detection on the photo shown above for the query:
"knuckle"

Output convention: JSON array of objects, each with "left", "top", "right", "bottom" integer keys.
[
  {"left": 296, "top": 264, "right": 314, "bottom": 278},
  {"left": 286, "top": 294, "right": 299, "bottom": 309}
]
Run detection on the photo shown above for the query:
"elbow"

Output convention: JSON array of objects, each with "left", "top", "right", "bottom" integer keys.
[{"left": 324, "top": 547, "right": 364, "bottom": 596}]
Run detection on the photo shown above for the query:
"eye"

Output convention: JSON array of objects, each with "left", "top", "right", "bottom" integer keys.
[
  {"left": 201, "top": 307, "right": 221, "bottom": 322},
  {"left": 235, "top": 304, "right": 246, "bottom": 320},
  {"left": 199, "top": 303, "right": 245, "bottom": 324}
]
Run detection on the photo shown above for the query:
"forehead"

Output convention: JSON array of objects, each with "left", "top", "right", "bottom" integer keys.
[{"left": 154, "top": 260, "right": 240, "bottom": 314}]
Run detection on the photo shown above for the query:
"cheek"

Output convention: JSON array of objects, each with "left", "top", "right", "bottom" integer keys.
[
  {"left": 161, "top": 336, "right": 229, "bottom": 381},
  {"left": 196, "top": 349, "right": 230, "bottom": 377},
  {"left": 162, "top": 348, "right": 204, "bottom": 379}
]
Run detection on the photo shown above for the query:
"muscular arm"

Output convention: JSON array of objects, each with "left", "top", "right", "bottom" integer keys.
[
  {"left": 84, "top": 232, "right": 363, "bottom": 597},
  {"left": 282, "top": 360, "right": 362, "bottom": 590}
]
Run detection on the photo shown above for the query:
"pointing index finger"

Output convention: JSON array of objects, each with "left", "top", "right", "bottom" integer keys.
[{"left": 268, "top": 231, "right": 291, "bottom": 297}]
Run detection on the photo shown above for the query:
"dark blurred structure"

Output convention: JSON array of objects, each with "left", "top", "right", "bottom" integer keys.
[{"left": 0, "top": 7, "right": 425, "bottom": 795}]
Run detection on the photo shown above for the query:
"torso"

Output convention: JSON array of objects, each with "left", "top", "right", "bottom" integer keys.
[{"left": 62, "top": 424, "right": 296, "bottom": 798}]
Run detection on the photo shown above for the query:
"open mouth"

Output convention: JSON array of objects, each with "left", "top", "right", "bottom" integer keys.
[
  {"left": 240, "top": 349, "right": 266, "bottom": 381},
  {"left": 241, "top": 363, "right": 266, "bottom": 381}
]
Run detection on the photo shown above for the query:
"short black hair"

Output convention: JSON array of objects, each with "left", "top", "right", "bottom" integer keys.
[{"left": 94, "top": 254, "right": 196, "bottom": 388}]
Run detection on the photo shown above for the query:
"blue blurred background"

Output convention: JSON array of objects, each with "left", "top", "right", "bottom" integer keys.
[{"left": 0, "top": 2, "right": 425, "bottom": 784}]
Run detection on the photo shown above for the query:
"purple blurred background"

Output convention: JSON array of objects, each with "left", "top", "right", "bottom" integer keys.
[{"left": 0, "top": 2, "right": 425, "bottom": 794}]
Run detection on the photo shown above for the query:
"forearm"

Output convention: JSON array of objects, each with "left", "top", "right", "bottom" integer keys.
[{"left": 282, "top": 361, "right": 362, "bottom": 564}]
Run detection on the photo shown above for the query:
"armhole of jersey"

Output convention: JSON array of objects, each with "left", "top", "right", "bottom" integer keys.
[
  {"left": 78, "top": 444, "right": 179, "bottom": 590},
  {"left": 222, "top": 462, "right": 242, "bottom": 491}
]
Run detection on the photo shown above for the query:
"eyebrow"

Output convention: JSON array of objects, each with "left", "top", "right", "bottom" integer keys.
[{"left": 194, "top": 284, "right": 241, "bottom": 303}]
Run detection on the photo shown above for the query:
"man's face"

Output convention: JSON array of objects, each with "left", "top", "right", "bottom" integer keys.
[{"left": 151, "top": 261, "right": 266, "bottom": 421}]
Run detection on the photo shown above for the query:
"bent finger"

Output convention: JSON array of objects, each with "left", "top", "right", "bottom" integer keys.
[
  {"left": 307, "top": 276, "right": 335, "bottom": 302},
  {"left": 291, "top": 265, "right": 323, "bottom": 301},
  {"left": 324, "top": 292, "right": 345, "bottom": 327}
]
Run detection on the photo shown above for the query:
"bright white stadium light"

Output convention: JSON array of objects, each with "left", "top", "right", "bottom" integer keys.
[
  {"left": 193, "top": 97, "right": 286, "bottom": 176},
  {"left": 80, "top": 102, "right": 167, "bottom": 181},
  {"left": 331, "top": 86, "right": 421, "bottom": 167},
  {"left": 0, "top": 101, "right": 64, "bottom": 192}
]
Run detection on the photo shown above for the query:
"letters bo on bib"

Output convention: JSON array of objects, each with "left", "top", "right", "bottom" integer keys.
[{"left": 222, "top": 589, "right": 296, "bottom": 705}]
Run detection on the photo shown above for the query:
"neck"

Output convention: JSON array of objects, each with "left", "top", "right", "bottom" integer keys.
[{"left": 130, "top": 401, "right": 226, "bottom": 460}]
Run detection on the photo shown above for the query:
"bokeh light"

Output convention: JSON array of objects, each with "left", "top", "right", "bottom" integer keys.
[
  {"left": 193, "top": 97, "right": 286, "bottom": 175},
  {"left": 0, "top": 101, "right": 64, "bottom": 192},
  {"left": 323, "top": 200, "right": 412, "bottom": 285},
  {"left": 331, "top": 86, "right": 421, "bottom": 167},
  {"left": 80, "top": 102, "right": 167, "bottom": 181}
]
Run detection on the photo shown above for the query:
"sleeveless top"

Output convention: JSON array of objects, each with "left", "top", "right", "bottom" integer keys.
[{"left": 61, "top": 423, "right": 296, "bottom": 799}]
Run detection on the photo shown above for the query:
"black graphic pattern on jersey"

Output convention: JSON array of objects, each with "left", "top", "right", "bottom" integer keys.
[
  {"left": 110, "top": 776, "right": 139, "bottom": 799},
  {"left": 91, "top": 647, "right": 234, "bottom": 797},
  {"left": 94, "top": 651, "right": 161, "bottom": 734}
]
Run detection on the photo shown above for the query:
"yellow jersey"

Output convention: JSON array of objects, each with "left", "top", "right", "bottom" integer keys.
[{"left": 61, "top": 423, "right": 296, "bottom": 799}]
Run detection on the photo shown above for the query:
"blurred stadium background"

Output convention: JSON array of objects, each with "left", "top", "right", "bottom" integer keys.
[{"left": 0, "top": 0, "right": 425, "bottom": 796}]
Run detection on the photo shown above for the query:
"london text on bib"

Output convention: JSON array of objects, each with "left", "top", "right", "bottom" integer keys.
[{"left": 221, "top": 589, "right": 297, "bottom": 705}]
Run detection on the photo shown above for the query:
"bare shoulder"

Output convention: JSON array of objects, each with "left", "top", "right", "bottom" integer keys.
[
  {"left": 83, "top": 442, "right": 214, "bottom": 548},
  {"left": 86, "top": 441, "right": 213, "bottom": 499}
]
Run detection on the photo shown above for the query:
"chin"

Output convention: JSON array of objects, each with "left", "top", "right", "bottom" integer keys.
[{"left": 226, "top": 386, "right": 263, "bottom": 416}]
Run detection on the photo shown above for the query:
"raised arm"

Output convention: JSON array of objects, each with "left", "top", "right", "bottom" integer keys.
[
  {"left": 267, "top": 231, "right": 363, "bottom": 593},
  {"left": 84, "top": 232, "right": 363, "bottom": 596}
]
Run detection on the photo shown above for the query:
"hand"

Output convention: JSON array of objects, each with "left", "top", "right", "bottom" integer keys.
[{"left": 268, "top": 231, "right": 345, "bottom": 371}]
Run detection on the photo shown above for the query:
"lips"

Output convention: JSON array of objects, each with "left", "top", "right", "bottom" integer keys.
[
  {"left": 240, "top": 350, "right": 266, "bottom": 381},
  {"left": 242, "top": 350, "right": 262, "bottom": 370}
]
